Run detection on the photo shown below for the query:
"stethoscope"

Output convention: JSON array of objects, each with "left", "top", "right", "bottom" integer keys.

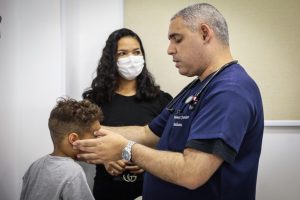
[{"left": 166, "top": 60, "right": 238, "bottom": 113}]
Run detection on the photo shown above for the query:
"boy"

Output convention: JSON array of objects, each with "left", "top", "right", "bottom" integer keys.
[{"left": 20, "top": 97, "right": 103, "bottom": 200}]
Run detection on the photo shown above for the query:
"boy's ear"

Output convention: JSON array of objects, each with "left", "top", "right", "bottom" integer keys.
[{"left": 68, "top": 132, "right": 79, "bottom": 144}]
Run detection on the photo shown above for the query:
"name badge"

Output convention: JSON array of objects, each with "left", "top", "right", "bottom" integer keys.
[{"left": 173, "top": 115, "right": 190, "bottom": 127}]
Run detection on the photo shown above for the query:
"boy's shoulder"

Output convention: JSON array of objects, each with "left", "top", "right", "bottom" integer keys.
[
  {"left": 25, "top": 155, "right": 83, "bottom": 178},
  {"left": 29, "top": 154, "right": 76, "bottom": 166},
  {"left": 21, "top": 156, "right": 93, "bottom": 200}
]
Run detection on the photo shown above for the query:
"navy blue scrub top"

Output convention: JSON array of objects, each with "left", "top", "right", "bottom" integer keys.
[{"left": 144, "top": 64, "right": 264, "bottom": 200}]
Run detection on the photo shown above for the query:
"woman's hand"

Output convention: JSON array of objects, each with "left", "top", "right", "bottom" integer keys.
[
  {"left": 125, "top": 161, "right": 145, "bottom": 174},
  {"left": 105, "top": 160, "right": 126, "bottom": 176},
  {"left": 105, "top": 160, "right": 144, "bottom": 176}
]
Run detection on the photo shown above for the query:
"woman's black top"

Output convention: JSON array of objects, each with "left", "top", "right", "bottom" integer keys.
[{"left": 93, "top": 91, "right": 172, "bottom": 200}]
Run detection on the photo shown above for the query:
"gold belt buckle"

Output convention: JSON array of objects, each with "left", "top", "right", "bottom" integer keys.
[{"left": 122, "top": 173, "right": 137, "bottom": 182}]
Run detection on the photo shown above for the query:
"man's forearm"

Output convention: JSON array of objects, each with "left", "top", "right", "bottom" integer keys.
[
  {"left": 103, "top": 125, "right": 159, "bottom": 148},
  {"left": 130, "top": 143, "right": 223, "bottom": 190}
]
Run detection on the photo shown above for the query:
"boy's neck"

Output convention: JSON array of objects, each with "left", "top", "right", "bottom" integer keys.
[{"left": 51, "top": 147, "right": 75, "bottom": 159}]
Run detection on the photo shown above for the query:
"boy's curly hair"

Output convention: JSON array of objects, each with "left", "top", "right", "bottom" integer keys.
[{"left": 48, "top": 97, "right": 103, "bottom": 143}]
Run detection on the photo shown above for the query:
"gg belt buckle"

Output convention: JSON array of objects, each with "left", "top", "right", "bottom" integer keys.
[{"left": 123, "top": 173, "right": 137, "bottom": 182}]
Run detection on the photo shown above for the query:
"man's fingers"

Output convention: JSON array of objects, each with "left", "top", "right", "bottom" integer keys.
[
  {"left": 87, "top": 159, "right": 105, "bottom": 165},
  {"left": 73, "top": 138, "right": 99, "bottom": 148},
  {"left": 77, "top": 146, "right": 97, "bottom": 153},
  {"left": 77, "top": 152, "right": 103, "bottom": 163},
  {"left": 94, "top": 128, "right": 113, "bottom": 137}
]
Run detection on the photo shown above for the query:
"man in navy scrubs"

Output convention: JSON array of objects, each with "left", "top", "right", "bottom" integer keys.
[{"left": 74, "top": 3, "right": 264, "bottom": 200}]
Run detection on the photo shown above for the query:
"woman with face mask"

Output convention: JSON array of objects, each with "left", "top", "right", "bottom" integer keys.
[{"left": 82, "top": 28, "right": 172, "bottom": 200}]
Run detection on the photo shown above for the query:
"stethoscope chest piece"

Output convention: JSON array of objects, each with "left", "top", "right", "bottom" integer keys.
[
  {"left": 185, "top": 95, "right": 194, "bottom": 104},
  {"left": 185, "top": 95, "right": 198, "bottom": 110}
]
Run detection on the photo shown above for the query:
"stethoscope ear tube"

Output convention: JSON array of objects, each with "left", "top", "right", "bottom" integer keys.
[
  {"left": 166, "top": 78, "right": 199, "bottom": 113},
  {"left": 166, "top": 60, "right": 238, "bottom": 113}
]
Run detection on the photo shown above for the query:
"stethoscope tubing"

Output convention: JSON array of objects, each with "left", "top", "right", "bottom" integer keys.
[{"left": 166, "top": 60, "right": 238, "bottom": 113}]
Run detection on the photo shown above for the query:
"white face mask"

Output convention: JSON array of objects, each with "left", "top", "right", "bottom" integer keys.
[{"left": 117, "top": 55, "right": 144, "bottom": 80}]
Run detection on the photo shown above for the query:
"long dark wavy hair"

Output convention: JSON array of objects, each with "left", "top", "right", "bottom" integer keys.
[{"left": 82, "top": 28, "right": 160, "bottom": 104}]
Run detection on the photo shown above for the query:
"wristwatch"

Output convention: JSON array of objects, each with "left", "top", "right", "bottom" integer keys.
[{"left": 122, "top": 140, "right": 136, "bottom": 161}]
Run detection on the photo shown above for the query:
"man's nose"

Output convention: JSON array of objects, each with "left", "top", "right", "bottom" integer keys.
[{"left": 167, "top": 43, "right": 176, "bottom": 55}]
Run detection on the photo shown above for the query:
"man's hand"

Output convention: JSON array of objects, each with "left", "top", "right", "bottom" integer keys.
[{"left": 72, "top": 128, "right": 128, "bottom": 164}]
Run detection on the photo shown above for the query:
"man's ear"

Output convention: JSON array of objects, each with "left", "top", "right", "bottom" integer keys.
[
  {"left": 199, "top": 23, "right": 212, "bottom": 42},
  {"left": 68, "top": 132, "right": 79, "bottom": 144}
]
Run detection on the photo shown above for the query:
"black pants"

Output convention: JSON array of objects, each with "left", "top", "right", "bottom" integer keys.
[{"left": 93, "top": 178, "right": 143, "bottom": 200}]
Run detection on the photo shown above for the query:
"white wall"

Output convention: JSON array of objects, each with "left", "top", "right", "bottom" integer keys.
[
  {"left": 257, "top": 126, "right": 300, "bottom": 200},
  {"left": 125, "top": 0, "right": 300, "bottom": 120},
  {"left": 0, "top": 0, "right": 123, "bottom": 199},
  {"left": 61, "top": 0, "right": 124, "bottom": 99},
  {"left": 0, "top": 1, "right": 63, "bottom": 199}
]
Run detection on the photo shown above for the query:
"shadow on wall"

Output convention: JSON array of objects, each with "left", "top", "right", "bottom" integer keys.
[{"left": 0, "top": 15, "right": 2, "bottom": 38}]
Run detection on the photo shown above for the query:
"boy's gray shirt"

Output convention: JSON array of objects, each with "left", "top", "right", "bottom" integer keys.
[{"left": 20, "top": 155, "right": 94, "bottom": 200}]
